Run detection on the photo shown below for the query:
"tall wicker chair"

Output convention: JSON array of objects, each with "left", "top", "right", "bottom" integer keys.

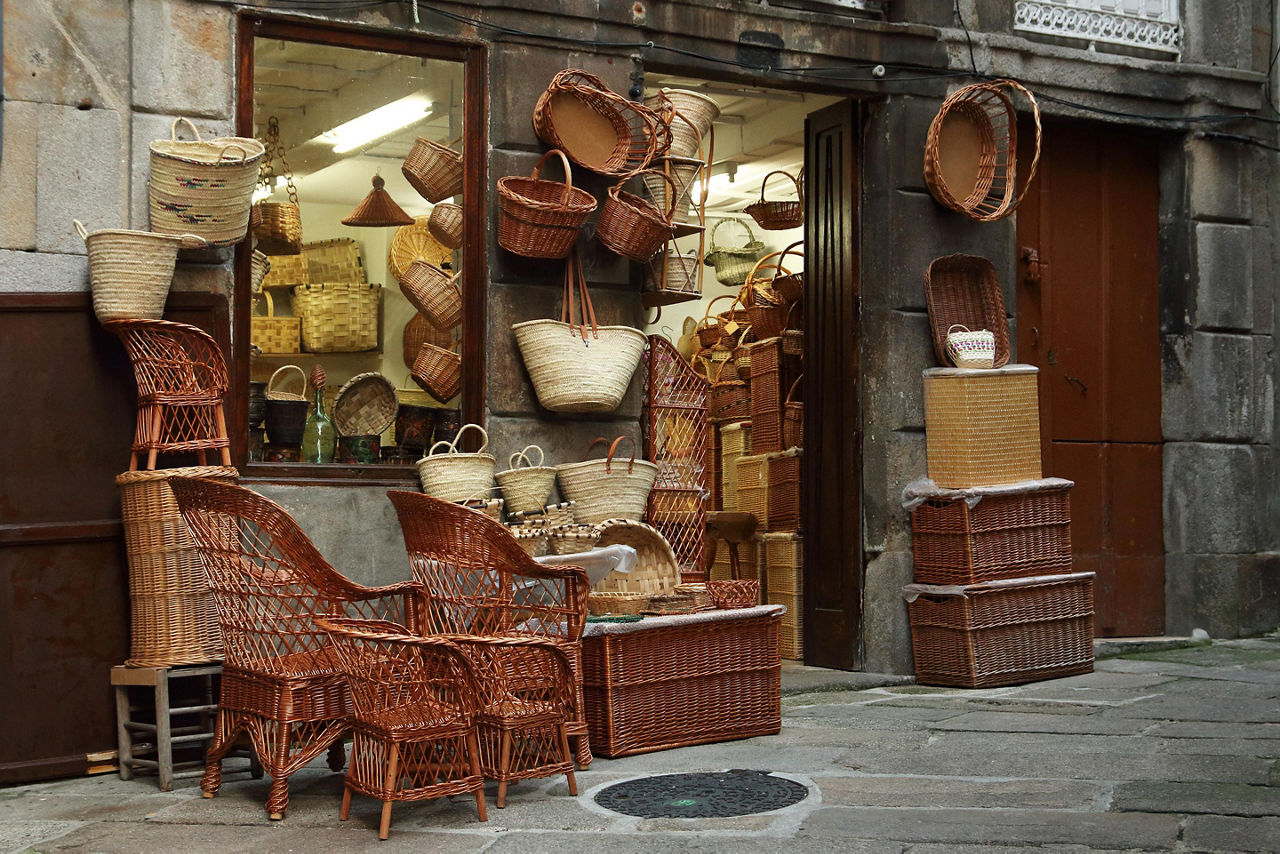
[
  {"left": 105, "top": 319, "right": 233, "bottom": 471},
  {"left": 388, "top": 489, "right": 588, "bottom": 807},
  {"left": 168, "top": 477, "right": 426, "bottom": 820},
  {"left": 316, "top": 617, "right": 487, "bottom": 839}
]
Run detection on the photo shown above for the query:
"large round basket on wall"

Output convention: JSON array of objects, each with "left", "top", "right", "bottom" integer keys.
[{"left": 923, "top": 78, "right": 1041, "bottom": 223}]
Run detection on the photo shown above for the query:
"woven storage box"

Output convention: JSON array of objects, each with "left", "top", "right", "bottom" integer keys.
[
  {"left": 747, "top": 338, "right": 800, "bottom": 455},
  {"left": 304, "top": 238, "right": 366, "bottom": 283},
  {"left": 719, "top": 421, "right": 751, "bottom": 512},
  {"left": 905, "top": 571, "right": 1095, "bottom": 688},
  {"left": 763, "top": 532, "right": 802, "bottom": 596},
  {"left": 116, "top": 466, "right": 238, "bottom": 667},
  {"left": 767, "top": 591, "right": 803, "bottom": 660},
  {"left": 252, "top": 291, "right": 300, "bottom": 355},
  {"left": 293, "top": 283, "right": 380, "bottom": 353},
  {"left": 766, "top": 449, "right": 801, "bottom": 533},
  {"left": 910, "top": 478, "right": 1073, "bottom": 584},
  {"left": 581, "top": 609, "right": 781, "bottom": 757},
  {"left": 735, "top": 453, "right": 770, "bottom": 530},
  {"left": 923, "top": 365, "right": 1042, "bottom": 488}
]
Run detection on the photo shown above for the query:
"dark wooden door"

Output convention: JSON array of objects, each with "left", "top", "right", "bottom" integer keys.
[
  {"left": 1015, "top": 120, "right": 1164, "bottom": 636},
  {"left": 802, "top": 100, "right": 862, "bottom": 669}
]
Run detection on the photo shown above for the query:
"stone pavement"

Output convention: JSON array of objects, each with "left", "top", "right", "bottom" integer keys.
[{"left": 3, "top": 634, "right": 1278, "bottom": 853}]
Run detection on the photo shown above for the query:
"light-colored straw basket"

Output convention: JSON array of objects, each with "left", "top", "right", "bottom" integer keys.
[
  {"left": 400, "top": 260, "right": 462, "bottom": 330},
  {"left": 643, "top": 155, "right": 705, "bottom": 224},
  {"left": 593, "top": 519, "right": 681, "bottom": 595},
  {"left": 506, "top": 525, "right": 550, "bottom": 558},
  {"left": 251, "top": 290, "right": 300, "bottom": 355},
  {"left": 402, "top": 136, "right": 463, "bottom": 203},
  {"left": 645, "top": 88, "right": 721, "bottom": 160},
  {"left": 416, "top": 423, "right": 496, "bottom": 502},
  {"left": 643, "top": 247, "right": 700, "bottom": 302},
  {"left": 513, "top": 320, "right": 646, "bottom": 413},
  {"left": 332, "top": 371, "right": 397, "bottom": 437},
  {"left": 557, "top": 436, "right": 658, "bottom": 524},
  {"left": 388, "top": 217, "right": 451, "bottom": 283},
  {"left": 547, "top": 524, "right": 600, "bottom": 555},
  {"left": 427, "top": 202, "right": 464, "bottom": 250},
  {"left": 945, "top": 324, "right": 997, "bottom": 369},
  {"left": 495, "top": 445, "right": 558, "bottom": 514},
  {"left": 76, "top": 220, "right": 206, "bottom": 323},
  {"left": 703, "top": 219, "right": 765, "bottom": 287},
  {"left": 511, "top": 501, "right": 577, "bottom": 528},
  {"left": 293, "top": 282, "right": 380, "bottom": 353},
  {"left": 148, "top": 117, "right": 264, "bottom": 246}
]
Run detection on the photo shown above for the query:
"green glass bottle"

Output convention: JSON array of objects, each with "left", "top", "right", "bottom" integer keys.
[{"left": 301, "top": 364, "right": 336, "bottom": 463}]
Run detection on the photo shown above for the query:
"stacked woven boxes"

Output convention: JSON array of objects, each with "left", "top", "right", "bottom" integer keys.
[{"left": 908, "top": 364, "right": 1095, "bottom": 687}]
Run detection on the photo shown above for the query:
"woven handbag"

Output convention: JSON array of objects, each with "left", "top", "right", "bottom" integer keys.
[
  {"left": 399, "top": 260, "right": 462, "bottom": 330},
  {"left": 251, "top": 116, "right": 302, "bottom": 255},
  {"left": 703, "top": 219, "right": 765, "bottom": 287},
  {"left": 149, "top": 117, "right": 264, "bottom": 246},
  {"left": 533, "top": 69, "right": 670, "bottom": 176},
  {"left": 251, "top": 290, "right": 300, "bottom": 355},
  {"left": 945, "top": 324, "right": 997, "bottom": 369},
  {"left": 495, "top": 445, "right": 558, "bottom": 514},
  {"left": 292, "top": 282, "right": 380, "bottom": 353},
  {"left": 402, "top": 135, "right": 463, "bottom": 203},
  {"left": 596, "top": 170, "right": 677, "bottom": 262},
  {"left": 497, "top": 149, "right": 597, "bottom": 259},
  {"left": 556, "top": 436, "right": 658, "bottom": 524},
  {"left": 512, "top": 249, "right": 647, "bottom": 414},
  {"left": 744, "top": 169, "right": 804, "bottom": 231},
  {"left": 416, "top": 424, "right": 496, "bottom": 502}
]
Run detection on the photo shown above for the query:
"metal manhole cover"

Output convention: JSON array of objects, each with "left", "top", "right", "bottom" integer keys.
[{"left": 595, "top": 770, "right": 808, "bottom": 818}]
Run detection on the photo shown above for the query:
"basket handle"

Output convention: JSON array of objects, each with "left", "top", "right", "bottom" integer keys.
[
  {"left": 178, "top": 234, "right": 209, "bottom": 249},
  {"left": 509, "top": 444, "right": 545, "bottom": 469},
  {"left": 262, "top": 289, "right": 277, "bottom": 318},
  {"left": 784, "top": 300, "right": 802, "bottom": 329},
  {"left": 710, "top": 217, "right": 756, "bottom": 251},
  {"left": 267, "top": 364, "right": 305, "bottom": 395},
  {"left": 758, "top": 169, "right": 803, "bottom": 203},
  {"left": 561, "top": 247, "right": 599, "bottom": 341},
  {"left": 73, "top": 220, "right": 89, "bottom": 242},
  {"left": 700, "top": 293, "right": 737, "bottom": 327},
  {"left": 453, "top": 423, "right": 488, "bottom": 454},
  {"left": 603, "top": 435, "right": 637, "bottom": 474},
  {"left": 630, "top": 169, "right": 679, "bottom": 221},
  {"left": 996, "top": 79, "right": 1042, "bottom": 214},
  {"left": 777, "top": 240, "right": 805, "bottom": 270},
  {"left": 582, "top": 437, "right": 611, "bottom": 460},
  {"left": 530, "top": 148, "right": 575, "bottom": 208},
  {"left": 785, "top": 373, "right": 803, "bottom": 405},
  {"left": 947, "top": 324, "right": 972, "bottom": 336},
  {"left": 170, "top": 116, "right": 203, "bottom": 142},
  {"left": 218, "top": 143, "right": 250, "bottom": 164}
]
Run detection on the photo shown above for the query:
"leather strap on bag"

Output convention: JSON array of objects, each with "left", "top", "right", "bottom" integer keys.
[{"left": 561, "top": 246, "right": 600, "bottom": 341}]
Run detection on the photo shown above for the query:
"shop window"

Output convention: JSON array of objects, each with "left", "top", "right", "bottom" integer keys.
[{"left": 235, "top": 17, "right": 485, "bottom": 480}]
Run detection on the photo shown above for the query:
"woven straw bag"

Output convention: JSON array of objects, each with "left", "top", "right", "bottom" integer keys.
[
  {"left": 533, "top": 69, "right": 670, "bottom": 177},
  {"left": 557, "top": 436, "right": 658, "bottom": 524},
  {"left": 411, "top": 339, "right": 462, "bottom": 403},
  {"left": 292, "top": 282, "right": 380, "bottom": 352},
  {"left": 149, "top": 117, "right": 264, "bottom": 246},
  {"left": 495, "top": 445, "right": 558, "bottom": 514},
  {"left": 75, "top": 220, "right": 206, "bottom": 322},
  {"left": 427, "top": 202, "right": 464, "bottom": 250},
  {"left": 744, "top": 170, "right": 804, "bottom": 231},
  {"left": 512, "top": 250, "right": 646, "bottom": 413},
  {"left": 402, "top": 136, "right": 463, "bottom": 203},
  {"left": 388, "top": 217, "right": 451, "bottom": 283},
  {"left": 332, "top": 372, "right": 397, "bottom": 437},
  {"left": 596, "top": 169, "right": 677, "bottom": 262},
  {"left": 497, "top": 149, "right": 597, "bottom": 259},
  {"left": 704, "top": 219, "right": 765, "bottom": 287},
  {"left": 945, "top": 324, "right": 997, "bottom": 369},
  {"left": 416, "top": 424, "right": 495, "bottom": 502},
  {"left": 399, "top": 261, "right": 462, "bottom": 330},
  {"left": 251, "top": 290, "right": 301, "bottom": 355},
  {"left": 265, "top": 364, "right": 306, "bottom": 401}
]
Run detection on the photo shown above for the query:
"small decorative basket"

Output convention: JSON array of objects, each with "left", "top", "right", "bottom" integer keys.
[
  {"left": 511, "top": 501, "right": 578, "bottom": 529},
  {"left": 945, "top": 324, "right": 997, "bottom": 369},
  {"left": 506, "top": 525, "right": 549, "bottom": 558},
  {"left": 427, "top": 202, "right": 464, "bottom": 250},
  {"left": 744, "top": 170, "right": 804, "bottom": 231},
  {"left": 707, "top": 579, "right": 760, "bottom": 610},
  {"left": 588, "top": 591, "right": 649, "bottom": 616},
  {"left": 495, "top": 445, "right": 557, "bottom": 514},
  {"left": 402, "top": 136, "right": 463, "bottom": 203},
  {"left": 548, "top": 524, "right": 600, "bottom": 555}
]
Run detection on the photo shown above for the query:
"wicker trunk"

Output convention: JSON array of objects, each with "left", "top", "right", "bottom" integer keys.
[{"left": 922, "top": 365, "right": 1042, "bottom": 487}]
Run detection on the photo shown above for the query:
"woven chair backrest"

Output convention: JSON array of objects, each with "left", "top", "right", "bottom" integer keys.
[{"left": 111, "top": 319, "right": 229, "bottom": 398}]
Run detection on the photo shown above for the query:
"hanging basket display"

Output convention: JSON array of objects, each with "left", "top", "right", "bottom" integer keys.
[
  {"left": 411, "top": 339, "right": 462, "bottom": 403},
  {"left": 399, "top": 260, "right": 462, "bottom": 330},
  {"left": 402, "top": 312, "right": 455, "bottom": 369},
  {"left": 743, "top": 170, "right": 804, "bottom": 231},
  {"left": 388, "top": 217, "right": 451, "bottom": 283},
  {"left": 402, "top": 135, "right": 463, "bottom": 203},
  {"left": 923, "top": 78, "right": 1041, "bottom": 222},
  {"left": 703, "top": 219, "right": 766, "bottom": 287},
  {"left": 251, "top": 116, "right": 303, "bottom": 255},
  {"left": 533, "top": 69, "right": 670, "bottom": 176},
  {"left": 596, "top": 170, "right": 677, "bottom": 262},
  {"left": 427, "top": 202, "right": 464, "bottom": 250}
]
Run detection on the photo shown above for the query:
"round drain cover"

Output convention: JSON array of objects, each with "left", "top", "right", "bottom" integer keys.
[{"left": 595, "top": 770, "right": 808, "bottom": 819}]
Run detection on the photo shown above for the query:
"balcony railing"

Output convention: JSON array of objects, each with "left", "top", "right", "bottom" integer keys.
[{"left": 1014, "top": 0, "right": 1182, "bottom": 58}]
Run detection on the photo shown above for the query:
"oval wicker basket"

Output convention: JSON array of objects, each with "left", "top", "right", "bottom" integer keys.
[
  {"left": 497, "top": 149, "right": 598, "bottom": 259},
  {"left": 427, "top": 202, "right": 464, "bottom": 250},
  {"left": 593, "top": 518, "right": 681, "bottom": 595},
  {"left": 923, "top": 78, "right": 1041, "bottom": 222},
  {"left": 388, "top": 217, "right": 451, "bottom": 283},
  {"left": 495, "top": 445, "right": 558, "bottom": 514},
  {"left": 76, "top": 220, "right": 206, "bottom": 322},
  {"left": 332, "top": 371, "right": 397, "bottom": 437},
  {"left": 744, "top": 170, "right": 804, "bottom": 231},
  {"left": 148, "top": 117, "right": 265, "bottom": 246},
  {"left": 402, "top": 312, "right": 456, "bottom": 369},
  {"left": 533, "top": 69, "right": 670, "bottom": 176},
  {"left": 416, "top": 424, "right": 495, "bottom": 502},
  {"left": 402, "top": 136, "right": 463, "bottom": 203},
  {"left": 399, "top": 260, "right": 462, "bottom": 330},
  {"left": 411, "top": 340, "right": 462, "bottom": 404},
  {"left": 597, "top": 170, "right": 677, "bottom": 262},
  {"left": 557, "top": 437, "right": 658, "bottom": 524}
]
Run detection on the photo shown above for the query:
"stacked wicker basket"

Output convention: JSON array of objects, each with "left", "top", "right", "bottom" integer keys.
[{"left": 906, "top": 254, "right": 1094, "bottom": 688}]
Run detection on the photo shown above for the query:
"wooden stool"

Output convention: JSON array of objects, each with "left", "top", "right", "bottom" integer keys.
[{"left": 704, "top": 511, "right": 759, "bottom": 578}]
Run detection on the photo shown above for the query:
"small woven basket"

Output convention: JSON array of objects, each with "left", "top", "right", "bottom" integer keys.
[
  {"left": 148, "top": 118, "right": 264, "bottom": 246},
  {"left": 587, "top": 591, "right": 649, "bottom": 616},
  {"left": 744, "top": 170, "right": 804, "bottom": 231},
  {"left": 416, "top": 424, "right": 496, "bottom": 502},
  {"left": 260, "top": 251, "right": 309, "bottom": 289},
  {"left": 707, "top": 579, "right": 760, "bottom": 610},
  {"left": 945, "top": 324, "right": 997, "bottom": 369},
  {"left": 704, "top": 219, "right": 766, "bottom": 287},
  {"left": 507, "top": 525, "right": 550, "bottom": 558},
  {"left": 264, "top": 364, "right": 306, "bottom": 401},
  {"left": 304, "top": 238, "right": 366, "bottom": 283},
  {"left": 495, "top": 445, "right": 558, "bottom": 514},
  {"left": 76, "top": 220, "right": 206, "bottom": 322},
  {"left": 400, "top": 260, "right": 462, "bottom": 330},
  {"left": 458, "top": 494, "right": 504, "bottom": 521},
  {"left": 498, "top": 148, "right": 597, "bottom": 259},
  {"left": 411, "top": 340, "right": 462, "bottom": 403},
  {"left": 533, "top": 69, "right": 670, "bottom": 176},
  {"left": 597, "top": 170, "right": 677, "bottom": 262},
  {"left": 251, "top": 202, "right": 302, "bottom": 255},
  {"left": 511, "top": 501, "right": 578, "bottom": 528},
  {"left": 925, "top": 254, "right": 1011, "bottom": 369},
  {"left": 674, "top": 582, "right": 714, "bottom": 611},
  {"left": 548, "top": 524, "right": 600, "bottom": 555},
  {"left": 427, "top": 202, "right": 464, "bottom": 250},
  {"left": 332, "top": 372, "right": 397, "bottom": 437},
  {"left": 251, "top": 290, "right": 300, "bottom": 355},
  {"left": 402, "top": 136, "right": 463, "bottom": 203},
  {"left": 293, "top": 282, "right": 380, "bottom": 353}
]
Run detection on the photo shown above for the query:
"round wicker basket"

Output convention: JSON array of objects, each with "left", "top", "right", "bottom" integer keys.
[{"left": 332, "top": 372, "right": 397, "bottom": 437}]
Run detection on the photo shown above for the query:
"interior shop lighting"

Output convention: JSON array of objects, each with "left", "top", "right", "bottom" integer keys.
[{"left": 323, "top": 94, "right": 438, "bottom": 154}]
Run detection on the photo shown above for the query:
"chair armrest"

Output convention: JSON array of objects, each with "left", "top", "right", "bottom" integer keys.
[
  {"left": 337, "top": 580, "right": 429, "bottom": 634},
  {"left": 437, "top": 633, "right": 577, "bottom": 711}
]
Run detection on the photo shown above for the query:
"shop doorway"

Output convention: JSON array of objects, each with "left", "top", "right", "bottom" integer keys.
[{"left": 1015, "top": 120, "right": 1165, "bottom": 637}]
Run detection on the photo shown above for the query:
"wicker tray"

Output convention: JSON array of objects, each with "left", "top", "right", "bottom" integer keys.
[
  {"left": 332, "top": 372, "right": 397, "bottom": 437},
  {"left": 924, "top": 254, "right": 1010, "bottom": 369}
]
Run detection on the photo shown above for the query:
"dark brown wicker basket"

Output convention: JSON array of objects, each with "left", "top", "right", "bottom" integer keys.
[
  {"left": 596, "top": 170, "right": 676, "bottom": 262},
  {"left": 744, "top": 170, "right": 803, "bottom": 230},
  {"left": 924, "top": 253, "right": 1011, "bottom": 368}
]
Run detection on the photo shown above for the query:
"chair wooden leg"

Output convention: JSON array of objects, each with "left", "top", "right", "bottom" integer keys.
[
  {"left": 559, "top": 724, "right": 577, "bottom": 796},
  {"left": 215, "top": 406, "right": 232, "bottom": 466},
  {"left": 496, "top": 730, "right": 512, "bottom": 809},
  {"left": 340, "top": 785, "right": 353, "bottom": 821},
  {"left": 379, "top": 744, "right": 399, "bottom": 841},
  {"left": 266, "top": 721, "right": 291, "bottom": 820},
  {"left": 466, "top": 729, "right": 487, "bottom": 822}
]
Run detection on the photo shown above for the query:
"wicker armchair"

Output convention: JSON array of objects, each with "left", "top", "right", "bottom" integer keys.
[
  {"left": 388, "top": 489, "right": 589, "bottom": 806},
  {"left": 104, "top": 319, "right": 232, "bottom": 471},
  {"left": 316, "top": 617, "right": 487, "bottom": 839},
  {"left": 168, "top": 477, "right": 426, "bottom": 820}
]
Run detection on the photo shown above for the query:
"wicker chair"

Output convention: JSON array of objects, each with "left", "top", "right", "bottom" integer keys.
[
  {"left": 105, "top": 319, "right": 233, "bottom": 472},
  {"left": 315, "top": 617, "right": 487, "bottom": 839},
  {"left": 388, "top": 489, "right": 588, "bottom": 807},
  {"left": 168, "top": 477, "right": 426, "bottom": 820}
]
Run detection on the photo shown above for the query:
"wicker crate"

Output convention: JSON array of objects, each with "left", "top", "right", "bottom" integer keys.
[
  {"left": 581, "top": 610, "right": 782, "bottom": 757},
  {"left": 911, "top": 479, "right": 1073, "bottom": 584},
  {"left": 720, "top": 421, "right": 752, "bottom": 512},
  {"left": 905, "top": 572, "right": 1095, "bottom": 688},
  {"left": 736, "top": 453, "right": 769, "bottom": 529},
  {"left": 923, "top": 365, "right": 1042, "bottom": 487},
  {"left": 708, "top": 421, "right": 723, "bottom": 510},
  {"left": 766, "top": 448, "right": 801, "bottom": 532},
  {"left": 747, "top": 339, "right": 802, "bottom": 455},
  {"left": 767, "top": 591, "right": 803, "bottom": 659},
  {"left": 763, "top": 532, "right": 802, "bottom": 595}
]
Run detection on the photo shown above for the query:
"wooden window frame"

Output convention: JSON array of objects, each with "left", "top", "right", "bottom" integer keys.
[{"left": 233, "top": 14, "right": 488, "bottom": 484}]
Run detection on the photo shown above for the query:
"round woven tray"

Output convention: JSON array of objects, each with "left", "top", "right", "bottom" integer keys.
[
  {"left": 388, "top": 217, "right": 451, "bottom": 283},
  {"left": 332, "top": 372, "right": 397, "bottom": 436}
]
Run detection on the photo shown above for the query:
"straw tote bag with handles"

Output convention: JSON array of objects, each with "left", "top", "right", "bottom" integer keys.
[
  {"left": 416, "top": 423, "right": 496, "bottom": 503},
  {"left": 556, "top": 436, "right": 659, "bottom": 524}
]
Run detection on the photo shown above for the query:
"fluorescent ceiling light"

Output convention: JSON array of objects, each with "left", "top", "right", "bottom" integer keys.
[{"left": 323, "top": 94, "right": 437, "bottom": 154}]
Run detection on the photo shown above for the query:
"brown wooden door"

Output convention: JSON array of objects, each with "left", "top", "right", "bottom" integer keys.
[
  {"left": 1015, "top": 120, "right": 1164, "bottom": 636},
  {"left": 802, "top": 100, "right": 862, "bottom": 669}
]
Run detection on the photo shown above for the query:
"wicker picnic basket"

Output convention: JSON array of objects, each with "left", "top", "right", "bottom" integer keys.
[
  {"left": 923, "top": 78, "right": 1041, "bottom": 223},
  {"left": 251, "top": 290, "right": 301, "bottom": 355},
  {"left": 495, "top": 445, "right": 558, "bottom": 514},
  {"left": 513, "top": 250, "right": 646, "bottom": 413},
  {"left": 75, "top": 220, "right": 206, "bottom": 322},
  {"left": 557, "top": 436, "right": 659, "bottom": 524},
  {"left": 416, "top": 423, "right": 495, "bottom": 502},
  {"left": 402, "top": 312, "right": 455, "bottom": 368},
  {"left": 704, "top": 219, "right": 766, "bottom": 286},
  {"left": 399, "top": 260, "right": 462, "bottom": 330},
  {"left": 744, "top": 170, "right": 804, "bottom": 230},
  {"left": 332, "top": 372, "right": 397, "bottom": 437},
  {"left": 924, "top": 254, "right": 1011, "bottom": 368},
  {"left": 388, "top": 217, "right": 451, "bottom": 282},
  {"left": 411, "top": 340, "right": 462, "bottom": 403},
  {"left": 251, "top": 116, "right": 302, "bottom": 255},
  {"left": 149, "top": 117, "right": 264, "bottom": 246},
  {"left": 293, "top": 282, "right": 380, "bottom": 352},
  {"left": 645, "top": 88, "right": 720, "bottom": 160},
  {"left": 402, "top": 136, "right": 463, "bottom": 203},
  {"left": 250, "top": 250, "right": 271, "bottom": 294},
  {"left": 427, "top": 202, "right": 464, "bottom": 250},
  {"left": 597, "top": 170, "right": 677, "bottom": 261},
  {"left": 533, "top": 69, "right": 670, "bottom": 176},
  {"left": 497, "top": 149, "right": 598, "bottom": 259}
]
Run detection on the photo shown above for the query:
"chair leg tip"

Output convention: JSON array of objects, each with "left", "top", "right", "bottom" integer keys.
[
  {"left": 269, "top": 812, "right": 284, "bottom": 821},
  {"left": 202, "top": 791, "right": 215, "bottom": 799}
]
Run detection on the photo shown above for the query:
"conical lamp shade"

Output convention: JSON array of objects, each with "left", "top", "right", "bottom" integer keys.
[{"left": 343, "top": 174, "right": 416, "bottom": 227}]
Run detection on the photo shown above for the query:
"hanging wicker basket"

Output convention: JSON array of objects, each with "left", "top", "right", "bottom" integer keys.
[
  {"left": 402, "top": 136, "right": 463, "bottom": 203},
  {"left": 596, "top": 170, "right": 677, "bottom": 262},
  {"left": 557, "top": 436, "right": 659, "bottom": 524},
  {"left": 399, "top": 260, "right": 462, "bottom": 330},
  {"left": 427, "top": 202, "right": 464, "bottom": 250},
  {"left": 923, "top": 78, "right": 1041, "bottom": 222},
  {"left": 497, "top": 148, "right": 598, "bottom": 259},
  {"left": 149, "top": 117, "right": 264, "bottom": 246},
  {"left": 773, "top": 241, "right": 805, "bottom": 303},
  {"left": 411, "top": 339, "right": 462, "bottom": 403},
  {"left": 703, "top": 219, "right": 766, "bottom": 287},
  {"left": 75, "top": 220, "right": 206, "bottom": 323},
  {"left": 332, "top": 372, "right": 397, "bottom": 437},
  {"left": 495, "top": 445, "right": 558, "bottom": 514},
  {"left": 744, "top": 170, "right": 804, "bottom": 231},
  {"left": 533, "top": 69, "right": 670, "bottom": 176},
  {"left": 742, "top": 253, "right": 794, "bottom": 340},
  {"left": 416, "top": 424, "right": 495, "bottom": 502},
  {"left": 402, "top": 312, "right": 455, "bottom": 369}
]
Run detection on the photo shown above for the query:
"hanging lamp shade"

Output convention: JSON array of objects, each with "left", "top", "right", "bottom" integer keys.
[{"left": 342, "top": 174, "right": 416, "bottom": 227}]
